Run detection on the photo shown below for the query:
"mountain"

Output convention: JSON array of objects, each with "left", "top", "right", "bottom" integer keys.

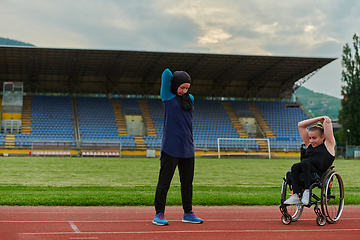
[
  {"left": 295, "top": 86, "right": 341, "bottom": 119},
  {"left": 0, "top": 37, "right": 34, "bottom": 46}
]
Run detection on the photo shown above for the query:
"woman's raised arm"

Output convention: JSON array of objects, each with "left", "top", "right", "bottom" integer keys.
[
  {"left": 298, "top": 116, "right": 324, "bottom": 146},
  {"left": 160, "top": 69, "right": 175, "bottom": 101}
]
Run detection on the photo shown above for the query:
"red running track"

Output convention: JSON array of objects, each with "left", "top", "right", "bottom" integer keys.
[{"left": 0, "top": 205, "right": 359, "bottom": 240}]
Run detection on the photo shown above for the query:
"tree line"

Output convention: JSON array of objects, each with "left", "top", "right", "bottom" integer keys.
[{"left": 338, "top": 33, "right": 360, "bottom": 146}]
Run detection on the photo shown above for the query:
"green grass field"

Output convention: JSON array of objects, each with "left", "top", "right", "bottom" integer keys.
[{"left": 0, "top": 157, "right": 359, "bottom": 206}]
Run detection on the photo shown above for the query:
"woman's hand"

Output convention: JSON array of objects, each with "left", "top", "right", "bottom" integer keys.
[
  {"left": 322, "top": 116, "right": 331, "bottom": 123},
  {"left": 317, "top": 116, "right": 331, "bottom": 123}
]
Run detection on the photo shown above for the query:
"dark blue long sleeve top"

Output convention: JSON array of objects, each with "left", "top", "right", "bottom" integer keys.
[{"left": 160, "top": 69, "right": 194, "bottom": 158}]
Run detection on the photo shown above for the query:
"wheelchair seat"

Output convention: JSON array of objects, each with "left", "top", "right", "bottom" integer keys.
[
  {"left": 285, "top": 166, "right": 335, "bottom": 186},
  {"left": 285, "top": 170, "right": 320, "bottom": 185}
]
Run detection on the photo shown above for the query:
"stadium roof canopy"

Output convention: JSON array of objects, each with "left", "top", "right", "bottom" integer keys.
[{"left": 0, "top": 46, "right": 335, "bottom": 99}]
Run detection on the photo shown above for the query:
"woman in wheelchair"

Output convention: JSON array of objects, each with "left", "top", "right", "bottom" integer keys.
[{"left": 284, "top": 116, "right": 336, "bottom": 205}]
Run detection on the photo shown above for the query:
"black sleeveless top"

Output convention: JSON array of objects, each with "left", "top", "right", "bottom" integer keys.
[{"left": 303, "top": 143, "right": 335, "bottom": 174}]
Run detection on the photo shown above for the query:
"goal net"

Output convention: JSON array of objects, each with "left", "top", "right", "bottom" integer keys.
[{"left": 217, "top": 138, "right": 271, "bottom": 159}]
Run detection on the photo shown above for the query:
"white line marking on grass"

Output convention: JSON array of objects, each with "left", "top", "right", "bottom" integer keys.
[
  {"left": 18, "top": 228, "right": 360, "bottom": 235},
  {"left": 69, "top": 221, "right": 81, "bottom": 233},
  {"left": 0, "top": 184, "right": 286, "bottom": 187}
]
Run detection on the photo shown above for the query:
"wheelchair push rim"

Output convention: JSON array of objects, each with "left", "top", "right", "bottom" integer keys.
[
  {"left": 280, "top": 181, "right": 304, "bottom": 222},
  {"left": 321, "top": 171, "right": 345, "bottom": 223}
]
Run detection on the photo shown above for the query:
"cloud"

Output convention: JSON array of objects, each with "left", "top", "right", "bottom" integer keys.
[{"left": 198, "top": 28, "right": 231, "bottom": 44}]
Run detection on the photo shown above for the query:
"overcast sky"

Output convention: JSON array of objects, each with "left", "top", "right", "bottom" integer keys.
[{"left": 1, "top": 0, "right": 359, "bottom": 98}]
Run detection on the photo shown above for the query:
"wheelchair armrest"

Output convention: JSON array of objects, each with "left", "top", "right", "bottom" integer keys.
[{"left": 320, "top": 166, "right": 335, "bottom": 183}]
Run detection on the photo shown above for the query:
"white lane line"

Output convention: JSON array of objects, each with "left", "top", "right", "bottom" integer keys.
[
  {"left": 2, "top": 217, "right": 360, "bottom": 223},
  {"left": 69, "top": 221, "right": 81, "bottom": 233},
  {"left": 70, "top": 238, "right": 98, "bottom": 240},
  {"left": 18, "top": 228, "right": 360, "bottom": 235}
]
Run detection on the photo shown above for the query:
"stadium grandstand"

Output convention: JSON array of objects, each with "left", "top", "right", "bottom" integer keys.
[{"left": 0, "top": 46, "right": 335, "bottom": 158}]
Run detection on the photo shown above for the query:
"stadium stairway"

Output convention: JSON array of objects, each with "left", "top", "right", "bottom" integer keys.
[
  {"left": 221, "top": 102, "right": 248, "bottom": 137},
  {"left": 138, "top": 100, "right": 157, "bottom": 136},
  {"left": 257, "top": 140, "right": 269, "bottom": 151},
  {"left": 134, "top": 136, "right": 146, "bottom": 150},
  {"left": 247, "top": 102, "right": 275, "bottom": 152},
  {"left": 247, "top": 102, "right": 275, "bottom": 138},
  {"left": 21, "top": 96, "right": 32, "bottom": 134},
  {"left": 5, "top": 134, "right": 15, "bottom": 148},
  {"left": 111, "top": 99, "right": 127, "bottom": 135}
]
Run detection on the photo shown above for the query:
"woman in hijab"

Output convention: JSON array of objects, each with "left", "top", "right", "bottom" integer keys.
[{"left": 153, "top": 68, "right": 203, "bottom": 226}]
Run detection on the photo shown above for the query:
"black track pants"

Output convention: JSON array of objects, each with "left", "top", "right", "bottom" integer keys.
[
  {"left": 154, "top": 152, "right": 194, "bottom": 214},
  {"left": 291, "top": 158, "right": 321, "bottom": 194}
]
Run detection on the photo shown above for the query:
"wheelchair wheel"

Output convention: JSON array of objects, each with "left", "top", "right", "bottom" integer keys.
[
  {"left": 281, "top": 181, "right": 304, "bottom": 222},
  {"left": 281, "top": 213, "right": 292, "bottom": 225},
  {"left": 321, "top": 171, "right": 345, "bottom": 224},
  {"left": 316, "top": 215, "right": 326, "bottom": 226}
]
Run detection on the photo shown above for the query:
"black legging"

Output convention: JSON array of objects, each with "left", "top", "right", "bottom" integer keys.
[
  {"left": 154, "top": 152, "right": 194, "bottom": 214},
  {"left": 291, "top": 158, "right": 321, "bottom": 194}
]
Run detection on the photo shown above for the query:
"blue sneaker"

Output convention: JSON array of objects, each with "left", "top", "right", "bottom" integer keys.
[
  {"left": 152, "top": 212, "right": 169, "bottom": 226},
  {"left": 182, "top": 211, "right": 203, "bottom": 224}
]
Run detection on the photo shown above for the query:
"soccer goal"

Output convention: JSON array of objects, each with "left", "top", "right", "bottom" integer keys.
[{"left": 217, "top": 138, "right": 271, "bottom": 159}]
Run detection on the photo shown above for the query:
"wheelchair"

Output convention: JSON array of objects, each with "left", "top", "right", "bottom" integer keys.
[{"left": 279, "top": 160, "right": 345, "bottom": 226}]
